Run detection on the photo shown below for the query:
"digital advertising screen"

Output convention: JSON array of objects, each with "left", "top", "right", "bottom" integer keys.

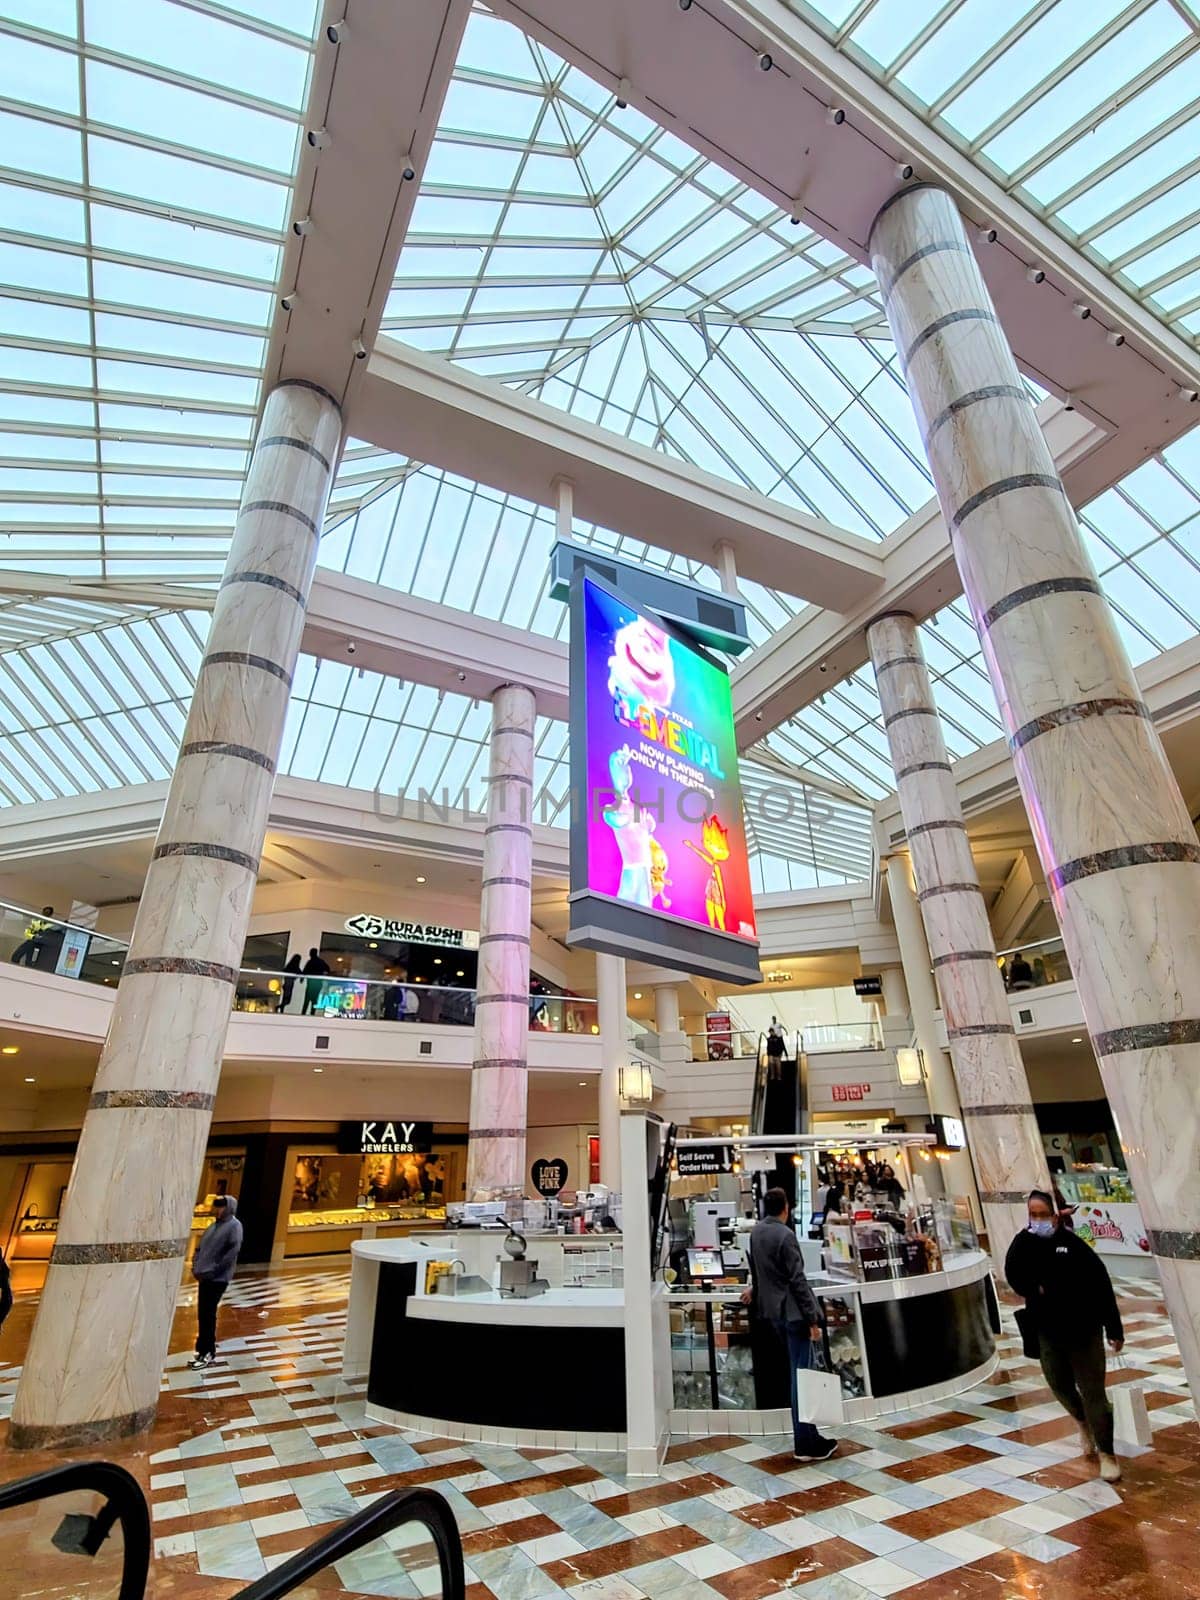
[{"left": 568, "top": 571, "right": 761, "bottom": 985}]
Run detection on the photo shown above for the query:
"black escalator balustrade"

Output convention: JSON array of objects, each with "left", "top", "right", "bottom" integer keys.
[
  {"left": 232, "top": 1485, "right": 466, "bottom": 1600},
  {"left": 0, "top": 1459, "right": 151, "bottom": 1600}
]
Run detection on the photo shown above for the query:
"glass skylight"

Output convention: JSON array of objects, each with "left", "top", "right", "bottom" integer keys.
[{"left": 789, "top": 0, "right": 1200, "bottom": 344}]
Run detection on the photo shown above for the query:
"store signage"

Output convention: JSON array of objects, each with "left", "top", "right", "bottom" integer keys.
[
  {"left": 54, "top": 926, "right": 91, "bottom": 980},
  {"left": 705, "top": 1011, "right": 733, "bottom": 1061},
  {"left": 568, "top": 571, "right": 760, "bottom": 985},
  {"left": 338, "top": 1120, "right": 433, "bottom": 1155},
  {"left": 1074, "top": 1203, "right": 1150, "bottom": 1257},
  {"left": 531, "top": 1157, "right": 569, "bottom": 1195},
  {"left": 853, "top": 975, "right": 883, "bottom": 997},
  {"left": 676, "top": 1144, "right": 735, "bottom": 1176},
  {"left": 831, "top": 1083, "right": 871, "bottom": 1102},
  {"left": 343, "top": 916, "right": 480, "bottom": 949},
  {"left": 933, "top": 1113, "right": 965, "bottom": 1150}
]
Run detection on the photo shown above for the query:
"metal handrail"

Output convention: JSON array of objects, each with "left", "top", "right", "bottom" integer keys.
[
  {"left": 0, "top": 1460, "right": 151, "bottom": 1600},
  {"left": 232, "top": 1487, "right": 465, "bottom": 1600}
]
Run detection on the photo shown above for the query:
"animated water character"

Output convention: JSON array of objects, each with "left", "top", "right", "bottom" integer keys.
[
  {"left": 607, "top": 615, "right": 675, "bottom": 715},
  {"left": 602, "top": 744, "right": 655, "bottom": 907},
  {"left": 649, "top": 836, "right": 671, "bottom": 910},
  {"left": 684, "top": 813, "right": 731, "bottom": 930}
]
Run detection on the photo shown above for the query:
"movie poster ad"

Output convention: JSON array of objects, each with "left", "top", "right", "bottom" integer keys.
[{"left": 578, "top": 575, "right": 756, "bottom": 946}]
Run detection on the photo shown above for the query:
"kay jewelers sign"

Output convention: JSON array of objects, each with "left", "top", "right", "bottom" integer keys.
[
  {"left": 343, "top": 916, "right": 480, "bottom": 948},
  {"left": 339, "top": 1121, "right": 434, "bottom": 1155}
]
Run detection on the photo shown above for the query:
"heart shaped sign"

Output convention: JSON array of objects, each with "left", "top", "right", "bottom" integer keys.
[{"left": 531, "top": 1157, "right": 569, "bottom": 1195}]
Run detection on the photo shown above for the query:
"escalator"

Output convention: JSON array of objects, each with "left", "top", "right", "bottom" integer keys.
[{"left": 0, "top": 1458, "right": 466, "bottom": 1600}]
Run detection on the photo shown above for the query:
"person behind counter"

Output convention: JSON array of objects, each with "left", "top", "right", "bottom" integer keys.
[
  {"left": 1005, "top": 1189, "right": 1125, "bottom": 1483},
  {"left": 189, "top": 1195, "right": 243, "bottom": 1370},
  {"left": 743, "top": 1187, "right": 838, "bottom": 1463}
]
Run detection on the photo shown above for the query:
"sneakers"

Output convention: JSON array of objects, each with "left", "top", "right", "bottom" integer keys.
[
  {"left": 1098, "top": 1453, "right": 1122, "bottom": 1483},
  {"left": 1079, "top": 1427, "right": 1099, "bottom": 1461},
  {"left": 794, "top": 1438, "right": 838, "bottom": 1462},
  {"left": 188, "top": 1353, "right": 215, "bottom": 1370}
]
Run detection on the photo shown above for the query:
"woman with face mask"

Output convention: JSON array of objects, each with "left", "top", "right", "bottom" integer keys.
[{"left": 1005, "top": 1189, "right": 1125, "bottom": 1482}]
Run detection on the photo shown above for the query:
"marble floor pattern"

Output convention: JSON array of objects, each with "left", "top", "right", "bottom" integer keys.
[{"left": 0, "top": 1263, "right": 1195, "bottom": 1599}]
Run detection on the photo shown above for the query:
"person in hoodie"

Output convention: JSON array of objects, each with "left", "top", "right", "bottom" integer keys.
[
  {"left": 1005, "top": 1188, "right": 1124, "bottom": 1482},
  {"left": 189, "top": 1194, "right": 243, "bottom": 1369}
]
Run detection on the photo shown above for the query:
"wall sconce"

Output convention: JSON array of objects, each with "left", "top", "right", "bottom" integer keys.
[
  {"left": 619, "top": 1061, "right": 654, "bottom": 1104},
  {"left": 896, "top": 1047, "right": 924, "bottom": 1086}
]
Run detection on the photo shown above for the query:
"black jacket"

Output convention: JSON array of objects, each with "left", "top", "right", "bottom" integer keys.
[
  {"left": 748, "top": 1216, "right": 820, "bottom": 1327},
  {"left": 1005, "top": 1226, "right": 1123, "bottom": 1346}
]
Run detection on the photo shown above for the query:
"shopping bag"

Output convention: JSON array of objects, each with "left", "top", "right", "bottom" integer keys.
[
  {"left": 1014, "top": 1305, "right": 1040, "bottom": 1360},
  {"left": 794, "top": 1362, "right": 845, "bottom": 1426},
  {"left": 1112, "top": 1370, "right": 1152, "bottom": 1448}
]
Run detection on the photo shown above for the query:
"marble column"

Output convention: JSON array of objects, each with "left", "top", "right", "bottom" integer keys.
[
  {"left": 868, "top": 614, "right": 1048, "bottom": 1250},
  {"left": 653, "top": 982, "right": 680, "bottom": 1039},
  {"left": 465, "top": 684, "right": 536, "bottom": 1205},
  {"left": 873, "top": 185, "right": 1200, "bottom": 1391},
  {"left": 596, "top": 952, "right": 625, "bottom": 1190},
  {"left": 884, "top": 856, "right": 981, "bottom": 1220},
  {"left": 10, "top": 381, "right": 341, "bottom": 1448}
]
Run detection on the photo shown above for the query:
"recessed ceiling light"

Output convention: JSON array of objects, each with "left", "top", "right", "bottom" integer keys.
[
  {"left": 313, "top": 1067, "right": 323, "bottom": 1073},
  {"left": 416, "top": 875, "right": 427, "bottom": 884},
  {"left": 456, "top": 970, "right": 464, "bottom": 978},
  {"left": 633, "top": 991, "right": 642, "bottom": 999},
  {"left": 579, "top": 1081, "right": 588, "bottom": 1086},
  {"left": 1072, "top": 1037, "right": 1083, "bottom": 1043},
  {"left": 368, "top": 941, "right": 378, "bottom": 949},
  {"left": 1, "top": 1046, "right": 18, "bottom": 1055},
  {"left": 23, "top": 1076, "right": 34, "bottom": 1084},
  {"left": 433, "top": 957, "right": 442, "bottom": 964}
]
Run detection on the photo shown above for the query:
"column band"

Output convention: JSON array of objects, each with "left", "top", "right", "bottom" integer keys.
[
  {"left": 241, "top": 499, "right": 319, "bottom": 536},
  {"left": 918, "top": 882, "right": 980, "bottom": 901},
  {"left": 876, "top": 237, "right": 968, "bottom": 299},
  {"left": 897, "top": 761, "right": 953, "bottom": 780},
  {"left": 1048, "top": 840, "right": 1200, "bottom": 890},
  {"left": 258, "top": 435, "right": 333, "bottom": 473},
  {"left": 980, "top": 576, "right": 1102, "bottom": 631},
  {"left": 961, "top": 1103, "right": 1036, "bottom": 1117},
  {"left": 924, "top": 385, "right": 1029, "bottom": 446},
  {"left": 470, "top": 1128, "right": 528, "bottom": 1141},
  {"left": 948, "top": 1022, "right": 1015, "bottom": 1038},
  {"left": 1147, "top": 1229, "right": 1200, "bottom": 1260},
  {"left": 52, "top": 1239, "right": 187, "bottom": 1264},
  {"left": 932, "top": 950, "right": 997, "bottom": 968},
  {"left": 903, "top": 308, "right": 999, "bottom": 370},
  {"left": 179, "top": 740, "right": 275, "bottom": 772},
  {"left": 474, "top": 993, "right": 531, "bottom": 1006},
  {"left": 277, "top": 376, "right": 343, "bottom": 409},
  {"left": 1010, "top": 697, "right": 1149, "bottom": 753},
  {"left": 152, "top": 841, "right": 260, "bottom": 872},
  {"left": 478, "top": 932, "right": 531, "bottom": 946},
  {"left": 221, "top": 570, "right": 308, "bottom": 606},
  {"left": 89, "top": 1089, "right": 216, "bottom": 1110},
  {"left": 9, "top": 1406, "right": 159, "bottom": 1451},
  {"left": 202, "top": 650, "right": 292, "bottom": 687},
  {"left": 907, "top": 818, "right": 967, "bottom": 838},
  {"left": 1093, "top": 1019, "right": 1200, "bottom": 1055},
  {"left": 123, "top": 956, "right": 238, "bottom": 984},
  {"left": 482, "top": 876, "right": 531, "bottom": 889},
  {"left": 951, "top": 473, "right": 1066, "bottom": 531},
  {"left": 472, "top": 1059, "right": 528, "bottom": 1071}
]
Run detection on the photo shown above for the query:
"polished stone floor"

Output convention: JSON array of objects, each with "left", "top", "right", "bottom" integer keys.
[{"left": 0, "top": 1260, "right": 1194, "bottom": 1599}]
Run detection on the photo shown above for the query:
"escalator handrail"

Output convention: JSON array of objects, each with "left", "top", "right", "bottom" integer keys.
[
  {"left": 232, "top": 1485, "right": 466, "bottom": 1600},
  {"left": 0, "top": 1459, "right": 151, "bottom": 1600}
]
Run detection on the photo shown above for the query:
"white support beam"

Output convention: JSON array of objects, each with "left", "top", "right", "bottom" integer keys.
[
  {"left": 732, "top": 402, "right": 1104, "bottom": 742},
  {"left": 351, "top": 339, "right": 884, "bottom": 610},
  {"left": 303, "top": 569, "right": 570, "bottom": 721},
  {"left": 490, "top": 0, "right": 1200, "bottom": 491},
  {"left": 262, "top": 0, "right": 472, "bottom": 409}
]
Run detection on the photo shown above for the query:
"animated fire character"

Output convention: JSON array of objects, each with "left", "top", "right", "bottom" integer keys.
[
  {"left": 685, "top": 813, "right": 730, "bottom": 930},
  {"left": 607, "top": 615, "right": 675, "bottom": 715},
  {"left": 649, "top": 836, "right": 671, "bottom": 909},
  {"left": 602, "top": 744, "right": 656, "bottom": 907}
]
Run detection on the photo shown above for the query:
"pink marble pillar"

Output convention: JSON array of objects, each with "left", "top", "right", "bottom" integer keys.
[
  {"left": 869, "top": 614, "right": 1048, "bottom": 1251},
  {"left": 466, "top": 683, "right": 536, "bottom": 1203},
  {"left": 11, "top": 381, "right": 341, "bottom": 1447},
  {"left": 872, "top": 183, "right": 1200, "bottom": 1392}
]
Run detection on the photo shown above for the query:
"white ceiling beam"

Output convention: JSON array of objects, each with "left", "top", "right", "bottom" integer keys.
[
  {"left": 301, "top": 568, "right": 570, "bottom": 722},
  {"left": 489, "top": 0, "right": 1200, "bottom": 490},
  {"left": 351, "top": 338, "right": 884, "bottom": 609},
  {"left": 732, "top": 401, "right": 1105, "bottom": 742},
  {"left": 261, "top": 0, "right": 472, "bottom": 410}
]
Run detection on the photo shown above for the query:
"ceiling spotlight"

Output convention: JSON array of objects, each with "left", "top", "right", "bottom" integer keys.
[
  {"left": 401, "top": 153, "right": 416, "bottom": 182},
  {"left": 352, "top": 336, "right": 367, "bottom": 361},
  {"left": 789, "top": 207, "right": 803, "bottom": 226},
  {"left": 456, "top": 670, "right": 466, "bottom": 681},
  {"left": 346, "top": 639, "right": 357, "bottom": 655},
  {"left": 292, "top": 217, "right": 313, "bottom": 236},
  {"left": 1026, "top": 265, "right": 1045, "bottom": 284},
  {"left": 678, "top": 0, "right": 694, "bottom": 10},
  {"left": 306, "top": 127, "right": 331, "bottom": 150},
  {"left": 326, "top": 18, "right": 347, "bottom": 43},
  {"left": 827, "top": 106, "right": 846, "bottom": 125},
  {"left": 819, "top": 661, "right": 828, "bottom": 672},
  {"left": 279, "top": 291, "right": 296, "bottom": 312},
  {"left": 1062, "top": 392, "right": 1075, "bottom": 412},
  {"left": 895, "top": 161, "right": 914, "bottom": 180},
  {"left": 615, "top": 76, "right": 631, "bottom": 108},
  {"left": 1107, "top": 330, "right": 1125, "bottom": 347},
  {"left": 755, "top": 710, "right": 763, "bottom": 720},
  {"left": 977, "top": 225, "right": 997, "bottom": 243},
  {"left": 758, "top": 51, "right": 773, "bottom": 71},
  {"left": 1073, "top": 301, "right": 1091, "bottom": 320}
]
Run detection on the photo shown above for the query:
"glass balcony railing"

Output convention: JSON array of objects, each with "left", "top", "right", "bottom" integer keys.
[
  {"left": 802, "top": 1020, "right": 884, "bottom": 1053},
  {"left": 996, "top": 935, "right": 1072, "bottom": 992},
  {"left": 0, "top": 900, "right": 598, "bottom": 1036}
]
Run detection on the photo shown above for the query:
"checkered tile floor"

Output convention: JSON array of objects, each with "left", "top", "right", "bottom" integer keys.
[{"left": 1, "top": 1263, "right": 1195, "bottom": 1599}]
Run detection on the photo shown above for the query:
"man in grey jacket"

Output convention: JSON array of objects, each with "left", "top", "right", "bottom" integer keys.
[
  {"left": 189, "top": 1195, "right": 242, "bottom": 1370},
  {"left": 744, "top": 1187, "right": 837, "bottom": 1461}
]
